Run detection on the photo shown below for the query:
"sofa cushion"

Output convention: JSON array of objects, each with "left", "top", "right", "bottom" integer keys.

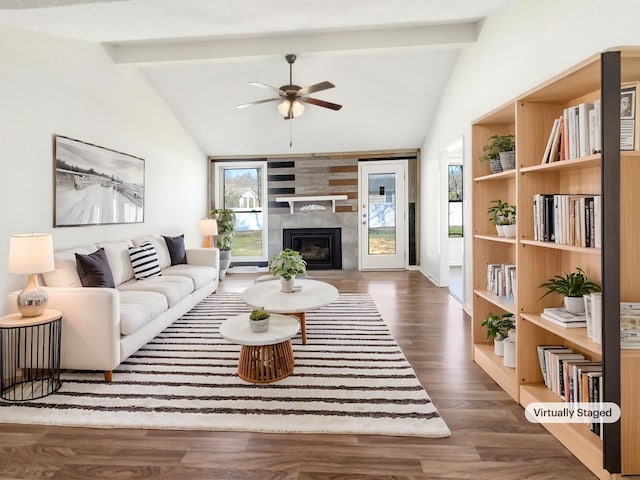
[
  {"left": 132, "top": 235, "right": 171, "bottom": 269},
  {"left": 163, "top": 264, "right": 217, "bottom": 290},
  {"left": 119, "top": 290, "right": 168, "bottom": 336},
  {"left": 118, "top": 275, "right": 193, "bottom": 307},
  {"left": 42, "top": 245, "right": 98, "bottom": 287},
  {"left": 97, "top": 240, "right": 134, "bottom": 286},
  {"left": 128, "top": 242, "right": 162, "bottom": 280},
  {"left": 163, "top": 234, "right": 187, "bottom": 265},
  {"left": 75, "top": 248, "right": 116, "bottom": 288}
]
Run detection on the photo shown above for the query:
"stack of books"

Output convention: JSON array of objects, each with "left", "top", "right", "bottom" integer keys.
[
  {"left": 621, "top": 302, "right": 640, "bottom": 349},
  {"left": 541, "top": 307, "right": 587, "bottom": 328}
]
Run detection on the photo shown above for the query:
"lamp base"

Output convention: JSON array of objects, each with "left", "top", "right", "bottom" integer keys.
[
  {"left": 17, "top": 274, "right": 48, "bottom": 317},
  {"left": 202, "top": 236, "right": 213, "bottom": 248}
]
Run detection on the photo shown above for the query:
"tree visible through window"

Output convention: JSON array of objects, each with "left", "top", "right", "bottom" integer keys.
[{"left": 448, "top": 165, "right": 463, "bottom": 237}]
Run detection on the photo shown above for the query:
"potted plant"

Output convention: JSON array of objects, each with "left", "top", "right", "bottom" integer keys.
[
  {"left": 209, "top": 208, "right": 236, "bottom": 279},
  {"left": 487, "top": 199, "right": 516, "bottom": 237},
  {"left": 481, "top": 312, "right": 515, "bottom": 356},
  {"left": 480, "top": 134, "right": 516, "bottom": 174},
  {"left": 268, "top": 248, "right": 307, "bottom": 292},
  {"left": 539, "top": 267, "right": 601, "bottom": 315},
  {"left": 249, "top": 306, "right": 270, "bottom": 333}
]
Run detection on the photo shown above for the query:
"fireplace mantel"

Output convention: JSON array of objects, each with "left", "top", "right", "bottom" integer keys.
[{"left": 275, "top": 195, "right": 348, "bottom": 214}]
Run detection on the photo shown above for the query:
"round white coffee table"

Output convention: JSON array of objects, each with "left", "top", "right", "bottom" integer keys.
[
  {"left": 241, "top": 278, "right": 339, "bottom": 345},
  {"left": 219, "top": 313, "right": 299, "bottom": 383}
]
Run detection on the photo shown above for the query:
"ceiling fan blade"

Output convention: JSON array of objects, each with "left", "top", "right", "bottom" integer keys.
[
  {"left": 302, "top": 97, "right": 343, "bottom": 111},
  {"left": 248, "top": 82, "right": 282, "bottom": 95},
  {"left": 297, "top": 81, "right": 335, "bottom": 96},
  {"left": 236, "top": 97, "right": 280, "bottom": 109}
]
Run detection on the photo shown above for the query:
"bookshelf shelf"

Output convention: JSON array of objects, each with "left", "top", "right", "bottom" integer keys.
[
  {"left": 521, "top": 313, "right": 602, "bottom": 357},
  {"left": 474, "top": 289, "right": 516, "bottom": 313},
  {"left": 520, "top": 239, "right": 601, "bottom": 254},
  {"left": 473, "top": 233, "right": 517, "bottom": 244},
  {"left": 472, "top": 48, "right": 640, "bottom": 477},
  {"left": 474, "top": 343, "right": 518, "bottom": 400}
]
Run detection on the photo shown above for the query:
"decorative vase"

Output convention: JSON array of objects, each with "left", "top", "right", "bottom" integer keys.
[
  {"left": 494, "top": 337, "right": 505, "bottom": 357},
  {"left": 499, "top": 151, "right": 516, "bottom": 171},
  {"left": 564, "top": 296, "right": 585, "bottom": 315},
  {"left": 496, "top": 225, "right": 505, "bottom": 237},
  {"left": 249, "top": 316, "right": 270, "bottom": 333},
  {"left": 502, "top": 224, "right": 516, "bottom": 238},
  {"left": 489, "top": 157, "right": 503, "bottom": 174},
  {"left": 280, "top": 276, "right": 295, "bottom": 293},
  {"left": 503, "top": 338, "right": 516, "bottom": 368}
]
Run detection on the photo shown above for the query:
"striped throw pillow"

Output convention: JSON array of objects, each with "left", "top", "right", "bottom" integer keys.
[{"left": 128, "top": 242, "right": 162, "bottom": 280}]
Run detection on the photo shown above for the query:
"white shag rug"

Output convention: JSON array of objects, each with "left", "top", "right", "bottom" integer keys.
[{"left": 0, "top": 293, "right": 450, "bottom": 438}]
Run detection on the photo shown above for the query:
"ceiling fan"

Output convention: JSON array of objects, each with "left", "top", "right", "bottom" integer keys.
[{"left": 236, "top": 54, "right": 342, "bottom": 120}]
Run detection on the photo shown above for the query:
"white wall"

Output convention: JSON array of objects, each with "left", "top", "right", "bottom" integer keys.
[
  {"left": 0, "top": 25, "right": 207, "bottom": 315},
  {"left": 419, "top": 0, "right": 640, "bottom": 313}
]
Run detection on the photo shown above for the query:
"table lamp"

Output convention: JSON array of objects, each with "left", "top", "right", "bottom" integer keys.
[
  {"left": 8, "top": 233, "right": 55, "bottom": 317},
  {"left": 198, "top": 219, "right": 218, "bottom": 248}
]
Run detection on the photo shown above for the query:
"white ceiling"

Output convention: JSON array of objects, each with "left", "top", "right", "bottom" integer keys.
[{"left": 0, "top": 0, "right": 515, "bottom": 156}]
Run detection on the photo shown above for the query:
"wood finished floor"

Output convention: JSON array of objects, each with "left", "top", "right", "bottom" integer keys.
[{"left": 0, "top": 271, "right": 599, "bottom": 480}]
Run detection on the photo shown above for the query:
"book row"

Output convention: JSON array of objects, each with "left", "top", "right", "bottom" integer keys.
[
  {"left": 486, "top": 263, "right": 516, "bottom": 298},
  {"left": 532, "top": 194, "right": 601, "bottom": 248},
  {"left": 537, "top": 345, "right": 603, "bottom": 437}
]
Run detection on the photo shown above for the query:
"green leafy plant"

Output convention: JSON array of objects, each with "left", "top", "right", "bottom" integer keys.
[
  {"left": 479, "top": 134, "right": 516, "bottom": 163},
  {"left": 249, "top": 307, "right": 270, "bottom": 321},
  {"left": 539, "top": 267, "right": 601, "bottom": 298},
  {"left": 487, "top": 199, "right": 516, "bottom": 226},
  {"left": 209, "top": 208, "right": 236, "bottom": 251},
  {"left": 481, "top": 312, "right": 515, "bottom": 340},
  {"left": 268, "top": 248, "right": 307, "bottom": 280}
]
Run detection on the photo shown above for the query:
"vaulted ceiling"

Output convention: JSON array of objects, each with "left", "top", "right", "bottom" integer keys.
[{"left": 0, "top": 0, "right": 515, "bottom": 155}]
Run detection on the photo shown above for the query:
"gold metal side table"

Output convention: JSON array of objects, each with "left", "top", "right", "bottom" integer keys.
[{"left": 0, "top": 309, "right": 62, "bottom": 401}]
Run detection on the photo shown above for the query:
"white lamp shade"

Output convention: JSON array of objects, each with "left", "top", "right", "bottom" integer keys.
[
  {"left": 8, "top": 233, "right": 55, "bottom": 274},
  {"left": 198, "top": 219, "right": 218, "bottom": 236}
]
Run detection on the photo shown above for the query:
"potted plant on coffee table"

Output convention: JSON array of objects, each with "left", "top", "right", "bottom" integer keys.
[
  {"left": 268, "top": 248, "right": 307, "bottom": 292},
  {"left": 210, "top": 208, "right": 236, "bottom": 280},
  {"left": 539, "top": 267, "right": 601, "bottom": 315},
  {"left": 481, "top": 312, "right": 515, "bottom": 356},
  {"left": 480, "top": 134, "right": 516, "bottom": 174},
  {"left": 249, "top": 307, "right": 270, "bottom": 333}
]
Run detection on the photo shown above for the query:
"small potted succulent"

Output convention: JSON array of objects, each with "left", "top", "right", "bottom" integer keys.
[
  {"left": 539, "top": 267, "right": 601, "bottom": 315},
  {"left": 480, "top": 134, "right": 516, "bottom": 174},
  {"left": 481, "top": 312, "right": 515, "bottom": 356},
  {"left": 249, "top": 306, "right": 270, "bottom": 333},
  {"left": 268, "top": 248, "right": 307, "bottom": 292}
]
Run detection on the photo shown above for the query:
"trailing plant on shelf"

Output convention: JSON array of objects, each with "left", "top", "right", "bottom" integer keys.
[
  {"left": 481, "top": 312, "right": 515, "bottom": 357},
  {"left": 539, "top": 267, "right": 601, "bottom": 315},
  {"left": 268, "top": 248, "right": 307, "bottom": 281},
  {"left": 479, "top": 134, "right": 516, "bottom": 173},
  {"left": 487, "top": 199, "right": 516, "bottom": 237}
]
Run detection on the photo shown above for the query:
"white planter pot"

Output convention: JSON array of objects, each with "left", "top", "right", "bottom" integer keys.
[
  {"left": 249, "top": 317, "right": 270, "bottom": 333},
  {"left": 564, "top": 296, "right": 585, "bottom": 315},
  {"left": 502, "top": 224, "right": 516, "bottom": 238},
  {"left": 494, "top": 338, "right": 505, "bottom": 357},
  {"left": 503, "top": 338, "right": 516, "bottom": 368},
  {"left": 496, "top": 225, "right": 505, "bottom": 237},
  {"left": 280, "top": 276, "right": 295, "bottom": 293}
]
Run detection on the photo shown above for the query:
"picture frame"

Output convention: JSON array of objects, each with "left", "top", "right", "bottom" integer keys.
[
  {"left": 54, "top": 135, "right": 145, "bottom": 227},
  {"left": 620, "top": 83, "right": 639, "bottom": 151}
]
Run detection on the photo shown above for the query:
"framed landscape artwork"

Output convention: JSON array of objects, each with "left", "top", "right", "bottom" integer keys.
[{"left": 54, "top": 135, "right": 145, "bottom": 227}]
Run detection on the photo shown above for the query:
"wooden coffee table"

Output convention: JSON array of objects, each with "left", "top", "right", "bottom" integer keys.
[
  {"left": 241, "top": 278, "right": 339, "bottom": 345},
  {"left": 219, "top": 313, "right": 299, "bottom": 383}
]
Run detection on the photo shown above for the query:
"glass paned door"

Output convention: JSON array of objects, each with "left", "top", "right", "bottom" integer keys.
[
  {"left": 214, "top": 161, "right": 268, "bottom": 263},
  {"left": 358, "top": 161, "right": 407, "bottom": 270}
]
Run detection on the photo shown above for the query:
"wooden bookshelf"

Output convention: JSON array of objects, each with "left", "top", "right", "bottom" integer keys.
[{"left": 471, "top": 48, "right": 640, "bottom": 478}]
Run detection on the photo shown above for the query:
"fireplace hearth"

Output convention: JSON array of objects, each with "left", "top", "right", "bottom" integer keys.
[{"left": 283, "top": 228, "right": 342, "bottom": 270}]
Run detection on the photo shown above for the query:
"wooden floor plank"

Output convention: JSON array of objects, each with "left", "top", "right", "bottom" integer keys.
[{"left": 0, "top": 271, "right": 597, "bottom": 479}]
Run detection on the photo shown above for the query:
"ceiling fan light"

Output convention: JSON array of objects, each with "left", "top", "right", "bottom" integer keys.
[
  {"left": 291, "top": 100, "right": 305, "bottom": 117},
  {"left": 277, "top": 99, "right": 291, "bottom": 116}
]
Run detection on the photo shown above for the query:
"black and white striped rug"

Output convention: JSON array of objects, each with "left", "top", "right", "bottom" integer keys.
[{"left": 0, "top": 293, "right": 450, "bottom": 438}]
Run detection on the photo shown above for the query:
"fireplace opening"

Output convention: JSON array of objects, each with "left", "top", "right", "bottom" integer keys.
[{"left": 283, "top": 228, "right": 342, "bottom": 270}]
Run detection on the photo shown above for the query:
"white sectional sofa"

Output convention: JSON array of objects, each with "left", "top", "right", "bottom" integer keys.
[{"left": 6, "top": 235, "right": 219, "bottom": 381}]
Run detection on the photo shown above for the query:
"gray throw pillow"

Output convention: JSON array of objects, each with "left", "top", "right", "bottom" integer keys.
[{"left": 163, "top": 234, "right": 187, "bottom": 265}]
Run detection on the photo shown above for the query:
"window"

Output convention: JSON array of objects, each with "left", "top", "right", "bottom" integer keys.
[{"left": 448, "top": 164, "right": 463, "bottom": 237}]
